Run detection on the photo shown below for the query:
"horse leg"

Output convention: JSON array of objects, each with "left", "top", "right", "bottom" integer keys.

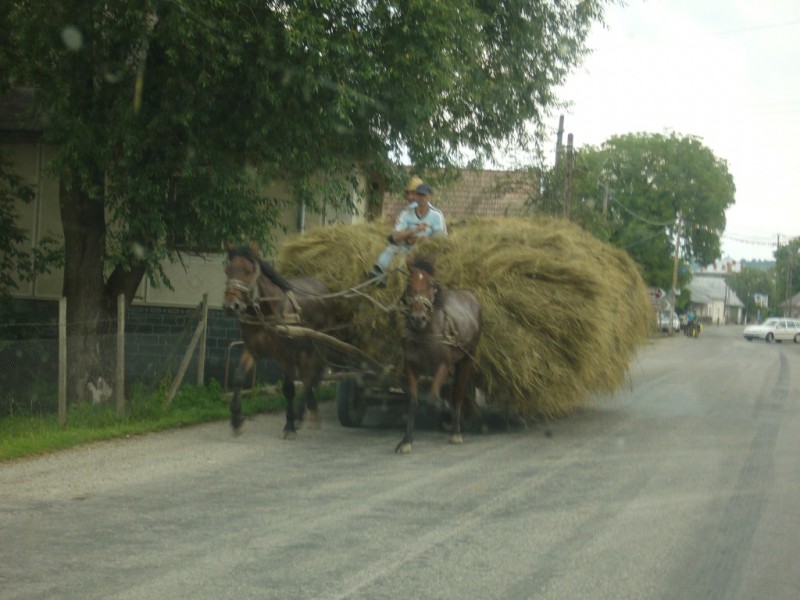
[
  {"left": 302, "top": 364, "right": 324, "bottom": 430},
  {"left": 230, "top": 350, "right": 255, "bottom": 435},
  {"left": 396, "top": 369, "right": 420, "bottom": 454},
  {"left": 297, "top": 354, "right": 323, "bottom": 430},
  {"left": 282, "top": 366, "right": 298, "bottom": 440},
  {"left": 465, "top": 384, "right": 488, "bottom": 434},
  {"left": 450, "top": 359, "right": 475, "bottom": 445},
  {"left": 429, "top": 362, "right": 454, "bottom": 439}
]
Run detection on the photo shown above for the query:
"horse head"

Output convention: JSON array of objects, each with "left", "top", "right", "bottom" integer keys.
[
  {"left": 404, "top": 255, "right": 438, "bottom": 331},
  {"left": 223, "top": 242, "right": 262, "bottom": 316},
  {"left": 223, "top": 241, "right": 292, "bottom": 320}
]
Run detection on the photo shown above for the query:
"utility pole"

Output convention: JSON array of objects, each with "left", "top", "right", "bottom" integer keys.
[
  {"left": 788, "top": 251, "right": 794, "bottom": 317},
  {"left": 670, "top": 211, "right": 683, "bottom": 335},
  {"left": 555, "top": 115, "right": 564, "bottom": 165},
  {"left": 564, "top": 133, "right": 574, "bottom": 221}
]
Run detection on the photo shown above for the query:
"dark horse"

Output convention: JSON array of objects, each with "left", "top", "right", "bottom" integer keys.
[
  {"left": 397, "top": 256, "right": 482, "bottom": 454},
  {"left": 223, "top": 242, "right": 336, "bottom": 438}
]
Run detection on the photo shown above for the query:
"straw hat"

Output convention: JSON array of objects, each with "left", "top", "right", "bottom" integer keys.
[{"left": 405, "top": 176, "right": 424, "bottom": 192}]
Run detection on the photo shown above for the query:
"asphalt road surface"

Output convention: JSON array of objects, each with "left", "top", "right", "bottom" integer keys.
[{"left": 2, "top": 325, "right": 799, "bottom": 600}]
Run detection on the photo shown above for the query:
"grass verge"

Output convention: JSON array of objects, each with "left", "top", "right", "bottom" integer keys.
[{"left": 0, "top": 381, "right": 333, "bottom": 463}]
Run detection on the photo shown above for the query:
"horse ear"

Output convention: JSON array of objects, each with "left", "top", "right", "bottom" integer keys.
[
  {"left": 429, "top": 256, "right": 437, "bottom": 268},
  {"left": 224, "top": 240, "right": 235, "bottom": 252},
  {"left": 405, "top": 254, "right": 414, "bottom": 268},
  {"left": 249, "top": 241, "right": 260, "bottom": 254}
]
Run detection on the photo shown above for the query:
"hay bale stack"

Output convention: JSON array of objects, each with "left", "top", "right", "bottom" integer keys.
[{"left": 278, "top": 216, "right": 652, "bottom": 418}]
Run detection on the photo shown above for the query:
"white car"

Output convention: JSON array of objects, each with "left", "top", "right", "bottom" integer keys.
[
  {"left": 742, "top": 318, "right": 800, "bottom": 343},
  {"left": 658, "top": 312, "right": 680, "bottom": 332}
]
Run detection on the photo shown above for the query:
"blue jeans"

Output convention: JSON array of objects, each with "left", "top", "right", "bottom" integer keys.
[{"left": 374, "top": 242, "right": 411, "bottom": 272}]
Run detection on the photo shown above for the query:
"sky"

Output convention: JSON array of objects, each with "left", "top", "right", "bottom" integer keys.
[{"left": 546, "top": 0, "right": 800, "bottom": 262}]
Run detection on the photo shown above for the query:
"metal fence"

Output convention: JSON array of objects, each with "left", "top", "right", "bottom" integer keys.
[
  {"left": 0, "top": 294, "right": 290, "bottom": 420},
  {"left": 0, "top": 296, "right": 208, "bottom": 420},
  {"left": 0, "top": 334, "right": 60, "bottom": 417}
]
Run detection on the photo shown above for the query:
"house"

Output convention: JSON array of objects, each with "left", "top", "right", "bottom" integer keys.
[
  {"left": 380, "top": 169, "right": 533, "bottom": 224},
  {"left": 779, "top": 292, "right": 800, "bottom": 318},
  {"left": 687, "top": 273, "right": 744, "bottom": 325},
  {"left": 694, "top": 257, "right": 744, "bottom": 275}
]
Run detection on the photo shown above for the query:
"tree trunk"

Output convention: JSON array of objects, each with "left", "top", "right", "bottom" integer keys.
[{"left": 60, "top": 180, "right": 146, "bottom": 404}]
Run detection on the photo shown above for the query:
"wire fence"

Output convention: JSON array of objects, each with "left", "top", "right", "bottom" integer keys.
[
  {"left": 0, "top": 295, "right": 267, "bottom": 419},
  {"left": 0, "top": 334, "right": 60, "bottom": 417}
]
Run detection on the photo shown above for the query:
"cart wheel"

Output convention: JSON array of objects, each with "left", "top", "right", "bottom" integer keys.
[{"left": 337, "top": 379, "right": 367, "bottom": 428}]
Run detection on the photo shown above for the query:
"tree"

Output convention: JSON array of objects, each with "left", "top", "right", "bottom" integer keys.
[
  {"left": 774, "top": 239, "right": 800, "bottom": 312},
  {"left": 1, "top": 1, "right": 609, "bottom": 402},
  {"left": 543, "top": 133, "right": 736, "bottom": 290},
  {"left": 727, "top": 267, "right": 776, "bottom": 323}
]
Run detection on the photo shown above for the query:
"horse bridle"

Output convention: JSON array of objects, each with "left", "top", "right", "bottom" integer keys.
[
  {"left": 225, "top": 255, "right": 264, "bottom": 311},
  {"left": 225, "top": 255, "right": 304, "bottom": 325},
  {"left": 403, "top": 281, "right": 437, "bottom": 327}
]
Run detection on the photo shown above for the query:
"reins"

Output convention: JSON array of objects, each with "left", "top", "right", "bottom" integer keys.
[
  {"left": 225, "top": 257, "right": 304, "bottom": 327},
  {"left": 226, "top": 259, "right": 406, "bottom": 330}
]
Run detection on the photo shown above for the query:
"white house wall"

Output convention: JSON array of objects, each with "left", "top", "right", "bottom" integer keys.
[
  {"left": 134, "top": 254, "right": 226, "bottom": 308},
  {"left": 5, "top": 139, "right": 367, "bottom": 307},
  {"left": 2, "top": 141, "right": 64, "bottom": 298}
]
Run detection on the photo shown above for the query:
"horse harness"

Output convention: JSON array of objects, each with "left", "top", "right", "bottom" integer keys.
[
  {"left": 402, "top": 285, "right": 461, "bottom": 349},
  {"left": 225, "top": 256, "right": 304, "bottom": 327}
]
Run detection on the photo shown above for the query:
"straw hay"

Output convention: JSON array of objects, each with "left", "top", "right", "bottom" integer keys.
[{"left": 278, "top": 216, "right": 652, "bottom": 418}]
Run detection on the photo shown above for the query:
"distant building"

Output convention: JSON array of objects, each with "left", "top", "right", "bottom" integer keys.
[
  {"left": 740, "top": 259, "right": 775, "bottom": 271},
  {"left": 694, "top": 256, "right": 743, "bottom": 274},
  {"left": 689, "top": 257, "right": 745, "bottom": 324}
]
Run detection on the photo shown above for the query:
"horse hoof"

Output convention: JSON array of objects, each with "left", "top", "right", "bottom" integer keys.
[
  {"left": 231, "top": 425, "right": 244, "bottom": 437},
  {"left": 395, "top": 442, "right": 412, "bottom": 454},
  {"left": 283, "top": 429, "right": 297, "bottom": 440},
  {"left": 450, "top": 434, "right": 463, "bottom": 445}
]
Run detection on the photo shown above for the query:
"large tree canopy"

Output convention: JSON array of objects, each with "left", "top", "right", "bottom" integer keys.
[
  {"left": 727, "top": 267, "right": 776, "bottom": 323},
  {"left": 773, "top": 239, "right": 800, "bottom": 309},
  {"left": 543, "top": 132, "right": 736, "bottom": 290},
  {"left": 1, "top": 0, "right": 609, "bottom": 400}
]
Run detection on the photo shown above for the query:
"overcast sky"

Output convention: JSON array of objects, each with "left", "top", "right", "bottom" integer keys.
[{"left": 546, "top": 0, "right": 800, "bottom": 262}]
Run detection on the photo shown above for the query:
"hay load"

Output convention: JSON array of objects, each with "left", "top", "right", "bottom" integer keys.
[{"left": 278, "top": 216, "right": 652, "bottom": 418}]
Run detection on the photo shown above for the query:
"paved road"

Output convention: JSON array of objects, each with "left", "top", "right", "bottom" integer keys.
[{"left": 2, "top": 326, "right": 799, "bottom": 600}]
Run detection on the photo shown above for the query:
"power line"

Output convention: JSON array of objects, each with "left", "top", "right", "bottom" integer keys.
[
  {"left": 609, "top": 198, "right": 674, "bottom": 227},
  {"left": 722, "top": 234, "right": 777, "bottom": 248},
  {"left": 711, "top": 18, "right": 800, "bottom": 36}
]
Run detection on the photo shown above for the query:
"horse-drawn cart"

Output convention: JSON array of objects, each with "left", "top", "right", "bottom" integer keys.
[
  {"left": 267, "top": 323, "right": 408, "bottom": 429},
  {"left": 224, "top": 244, "right": 482, "bottom": 452}
]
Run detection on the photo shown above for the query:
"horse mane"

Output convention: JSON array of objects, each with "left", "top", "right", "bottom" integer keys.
[
  {"left": 410, "top": 257, "right": 436, "bottom": 276},
  {"left": 228, "top": 246, "right": 293, "bottom": 292}
]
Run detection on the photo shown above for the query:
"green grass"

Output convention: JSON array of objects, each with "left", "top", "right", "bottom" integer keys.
[{"left": 0, "top": 381, "right": 334, "bottom": 463}]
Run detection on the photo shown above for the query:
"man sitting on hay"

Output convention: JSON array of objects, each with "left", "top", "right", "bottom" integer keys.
[{"left": 367, "top": 181, "right": 447, "bottom": 285}]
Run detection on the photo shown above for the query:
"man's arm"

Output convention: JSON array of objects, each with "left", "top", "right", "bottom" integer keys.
[{"left": 389, "top": 222, "right": 427, "bottom": 244}]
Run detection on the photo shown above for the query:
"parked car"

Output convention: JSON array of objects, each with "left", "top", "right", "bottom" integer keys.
[
  {"left": 742, "top": 318, "right": 800, "bottom": 343},
  {"left": 658, "top": 312, "right": 680, "bottom": 332}
]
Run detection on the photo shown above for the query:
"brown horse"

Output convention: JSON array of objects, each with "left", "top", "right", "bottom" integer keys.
[
  {"left": 397, "top": 256, "right": 482, "bottom": 453},
  {"left": 223, "top": 242, "right": 336, "bottom": 439}
]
